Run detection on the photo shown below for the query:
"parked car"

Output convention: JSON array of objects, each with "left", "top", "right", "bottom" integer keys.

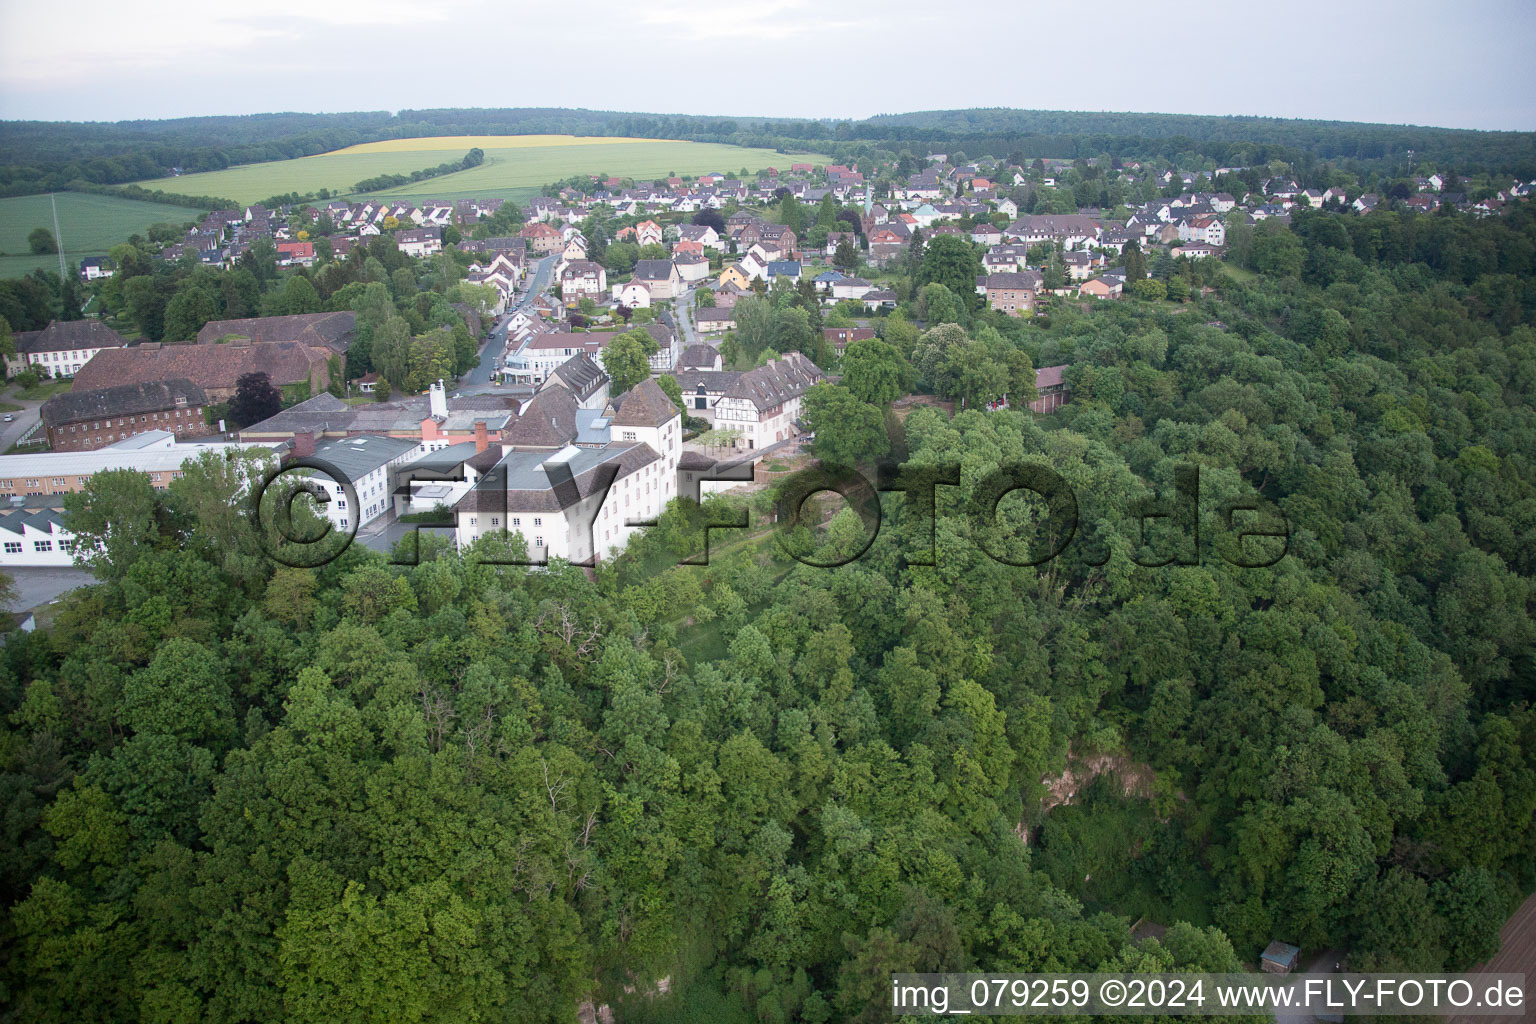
[{"left": 2, "top": 414, "right": 14, "bottom": 422}]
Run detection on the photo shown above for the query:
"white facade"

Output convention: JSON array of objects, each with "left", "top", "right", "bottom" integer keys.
[{"left": 0, "top": 508, "right": 79, "bottom": 567}]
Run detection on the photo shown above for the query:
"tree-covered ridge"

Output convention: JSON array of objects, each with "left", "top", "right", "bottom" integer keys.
[
  {"left": 4, "top": 105, "right": 1534, "bottom": 199},
  {"left": 1, "top": 203, "right": 1534, "bottom": 1022}
]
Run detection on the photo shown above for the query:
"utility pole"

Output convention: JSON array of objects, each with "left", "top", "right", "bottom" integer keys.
[{"left": 49, "top": 193, "right": 67, "bottom": 280}]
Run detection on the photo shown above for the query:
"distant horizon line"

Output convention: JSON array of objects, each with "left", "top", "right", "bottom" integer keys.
[{"left": 3, "top": 104, "right": 1531, "bottom": 135}]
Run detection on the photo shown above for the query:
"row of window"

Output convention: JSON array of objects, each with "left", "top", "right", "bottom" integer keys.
[
  {"left": 0, "top": 470, "right": 181, "bottom": 492},
  {"left": 67, "top": 408, "right": 198, "bottom": 432},
  {"left": 3, "top": 539, "right": 73, "bottom": 553}
]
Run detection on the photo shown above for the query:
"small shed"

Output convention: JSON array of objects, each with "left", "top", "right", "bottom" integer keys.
[{"left": 1260, "top": 940, "right": 1301, "bottom": 975}]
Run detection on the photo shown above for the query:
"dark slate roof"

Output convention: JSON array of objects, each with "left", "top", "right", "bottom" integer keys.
[
  {"left": 610, "top": 377, "right": 677, "bottom": 428},
  {"left": 239, "top": 393, "right": 352, "bottom": 434},
  {"left": 678, "top": 343, "right": 720, "bottom": 369},
  {"left": 311, "top": 434, "right": 418, "bottom": 480},
  {"left": 632, "top": 260, "right": 677, "bottom": 281},
  {"left": 985, "top": 271, "right": 1044, "bottom": 290},
  {"left": 548, "top": 352, "right": 608, "bottom": 403},
  {"left": 639, "top": 322, "right": 675, "bottom": 349},
  {"left": 454, "top": 442, "right": 660, "bottom": 514},
  {"left": 15, "top": 319, "right": 128, "bottom": 354},
  {"left": 504, "top": 386, "right": 579, "bottom": 448},
  {"left": 695, "top": 307, "right": 736, "bottom": 322},
  {"left": 41, "top": 378, "right": 207, "bottom": 427},
  {"left": 720, "top": 352, "right": 823, "bottom": 411}
]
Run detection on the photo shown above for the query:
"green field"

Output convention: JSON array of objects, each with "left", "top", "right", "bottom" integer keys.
[
  {"left": 0, "top": 192, "right": 197, "bottom": 278},
  {"left": 134, "top": 135, "right": 830, "bottom": 206}
]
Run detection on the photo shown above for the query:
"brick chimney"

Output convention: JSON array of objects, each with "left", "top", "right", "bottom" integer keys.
[
  {"left": 291, "top": 430, "right": 316, "bottom": 459},
  {"left": 474, "top": 420, "right": 488, "bottom": 454}
]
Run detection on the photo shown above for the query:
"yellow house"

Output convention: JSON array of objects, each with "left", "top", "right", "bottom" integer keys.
[{"left": 718, "top": 263, "right": 751, "bottom": 290}]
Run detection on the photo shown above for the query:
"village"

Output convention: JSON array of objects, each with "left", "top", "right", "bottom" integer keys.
[{"left": 4, "top": 152, "right": 1533, "bottom": 571}]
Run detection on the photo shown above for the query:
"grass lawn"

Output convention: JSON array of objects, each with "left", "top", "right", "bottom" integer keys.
[
  {"left": 14, "top": 379, "right": 72, "bottom": 401},
  {"left": 132, "top": 135, "right": 831, "bottom": 206},
  {"left": 0, "top": 401, "right": 22, "bottom": 413},
  {"left": 0, "top": 193, "right": 197, "bottom": 277}
]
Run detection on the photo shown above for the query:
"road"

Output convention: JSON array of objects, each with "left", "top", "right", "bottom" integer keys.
[
  {"left": 1273, "top": 949, "right": 1345, "bottom": 1024},
  {"left": 674, "top": 285, "right": 701, "bottom": 350},
  {"left": 0, "top": 388, "right": 50, "bottom": 451},
  {"left": 463, "top": 253, "right": 558, "bottom": 387}
]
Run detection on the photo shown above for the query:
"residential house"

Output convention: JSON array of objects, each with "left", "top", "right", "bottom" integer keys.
[
  {"left": 631, "top": 260, "right": 682, "bottom": 300},
  {"left": 396, "top": 227, "right": 443, "bottom": 258},
  {"left": 1078, "top": 277, "right": 1122, "bottom": 299},
  {"left": 765, "top": 260, "right": 802, "bottom": 284},
  {"left": 560, "top": 261, "right": 608, "bottom": 305},
  {"left": 614, "top": 281, "right": 652, "bottom": 309},
  {"left": 824, "top": 327, "right": 874, "bottom": 354},
  {"left": 674, "top": 253, "right": 711, "bottom": 284},
  {"left": 521, "top": 222, "right": 565, "bottom": 253},
  {"left": 694, "top": 307, "right": 737, "bottom": 333},
  {"left": 1028, "top": 364, "right": 1070, "bottom": 413},
  {"left": 634, "top": 220, "right": 663, "bottom": 247},
  {"left": 78, "top": 257, "right": 114, "bottom": 281},
  {"left": 711, "top": 352, "right": 823, "bottom": 450},
  {"left": 980, "top": 271, "right": 1043, "bottom": 315},
  {"left": 970, "top": 222, "right": 1003, "bottom": 246}
]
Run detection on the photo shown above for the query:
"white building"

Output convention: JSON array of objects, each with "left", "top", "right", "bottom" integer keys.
[
  {"left": 0, "top": 498, "right": 80, "bottom": 567},
  {"left": 5, "top": 319, "right": 128, "bottom": 379},
  {"left": 305, "top": 433, "right": 421, "bottom": 531},
  {"left": 710, "top": 352, "right": 823, "bottom": 450},
  {"left": 453, "top": 378, "right": 682, "bottom": 564}
]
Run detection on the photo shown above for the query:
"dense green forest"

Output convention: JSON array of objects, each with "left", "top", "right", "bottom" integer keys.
[
  {"left": 1, "top": 200, "right": 1533, "bottom": 1021},
  {"left": 4, "top": 106, "right": 1534, "bottom": 198}
]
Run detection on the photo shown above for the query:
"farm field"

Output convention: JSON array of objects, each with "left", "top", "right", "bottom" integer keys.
[
  {"left": 133, "top": 135, "right": 830, "bottom": 206},
  {"left": 0, "top": 192, "right": 197, "bottom": 278}
]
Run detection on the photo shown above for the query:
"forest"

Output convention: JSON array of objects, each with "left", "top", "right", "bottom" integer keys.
[
  {"left": 0, "top": 193, "right": 1532, "bottom": 1021},
  {"left": 5, "top": 106, "right": 1534, "bottom": 200}
]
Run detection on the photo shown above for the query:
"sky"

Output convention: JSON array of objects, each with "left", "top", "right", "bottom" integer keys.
[{"left": 1, "top": 0, "right": 1533, "bottom": 131}]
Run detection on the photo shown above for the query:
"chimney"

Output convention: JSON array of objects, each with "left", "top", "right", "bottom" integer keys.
[
  {"left": 291, "top": 430, "right": 316, "bottom": 459},
  {"left": 474, "top": 420, "right": 488, "bottom": 454},
  {"left": 429, "top": 379, "right": 448, "bottom": 420}
]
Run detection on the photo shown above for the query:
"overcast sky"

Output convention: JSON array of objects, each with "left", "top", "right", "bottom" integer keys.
[{"left": 2, "top": 0, "right": 1533, "bottom": 130}]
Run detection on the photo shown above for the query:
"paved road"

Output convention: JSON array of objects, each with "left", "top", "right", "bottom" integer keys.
[
  {"left": 0, "top": 388, "right": 49, "bottom": 451},
  {"left": 674, "top": 285, "right": 701, "bottom": 350},
  {"left": 5, "top": 566, "right": 95, "bottom": 613},
  {"left": 464, "top": 253, "right": 558, "bottom": 387}
]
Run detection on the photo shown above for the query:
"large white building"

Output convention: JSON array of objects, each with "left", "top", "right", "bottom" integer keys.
[
  {"left": 4, "top": 319, "right": 129, "bottom": 379},
  {"left": 0, "top": 497, "right": 80, "bottom": 567},
  {"left": 708, "top": 352, "right": 823, "bottom": 450},
  {"left": 303, "top": 433, "right": 421, "bottom": 531},
  {"left": 453, "top": 377, "right": 682, "bottom": 564}
]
